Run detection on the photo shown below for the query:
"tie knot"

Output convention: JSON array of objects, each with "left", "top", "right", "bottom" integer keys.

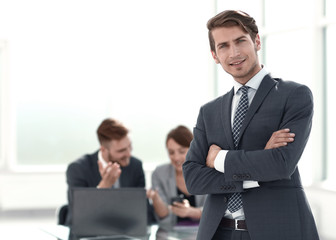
[{"left": 239, "top": 86, "right": 249, "bottom": 94}]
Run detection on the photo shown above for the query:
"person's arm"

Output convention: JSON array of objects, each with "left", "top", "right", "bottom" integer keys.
[
  {"left": 207, "top": 128, "right": 295, "bottom": 189},
  {"left": 96, "top": 161, "right": 121, "bottom": 188},
  {"left": 183, "top": 85, "right": 313, "bottom": 195},
  {"left": 170, "top": 200, "right": 202, "bottom": 220},
  {"left": 135, "top": 161, "right": 146, "bottom": 188},
  {"left": 207, "top": 128, "right": 295, "bottom": 170},
  {"left": 224, "top": 85, "right": 313, "bottom": 183},
  {"left": 66, "top": 161, "right": 90, "bottom": 188},
  {"left": 66, "top": 160, "right": 91, "bottom": 225},
  {"left": 183, "top": 104, "right": 241, "bottom": 195},
  {"left": 147, "top": 189, "right": 169, "bottom": 218}
]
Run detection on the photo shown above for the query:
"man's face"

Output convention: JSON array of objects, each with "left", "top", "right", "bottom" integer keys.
[
  {"left": 211, "top": 25, "right": 261, "bottom": 85},
  {"left": 101, "top": 136, "right": 132, "bottom": 167}
]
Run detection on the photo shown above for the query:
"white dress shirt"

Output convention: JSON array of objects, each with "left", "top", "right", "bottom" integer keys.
[{"left": 214, "top": 66, "right": 269, "bottom": 219}]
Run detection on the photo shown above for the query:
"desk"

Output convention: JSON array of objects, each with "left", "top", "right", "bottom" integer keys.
[{"left": 41, "top": 224, "right": 198, "bottom": 240}]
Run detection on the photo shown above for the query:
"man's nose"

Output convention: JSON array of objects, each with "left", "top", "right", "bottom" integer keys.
[{"left": 230, "top": 44, "right": 240, "bottom": 57}]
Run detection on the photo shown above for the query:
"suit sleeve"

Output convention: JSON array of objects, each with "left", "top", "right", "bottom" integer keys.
[
  {"left": 65, "top": 160, "right": 92, "bottom": 225},
  {"left": 224, "top": 85, "right": 313, "bottom": 183},
  {"left": 136, "top": 161, "right": 146, "bottom": 188},
  {"left": 66, "top": 161, "right": 90, "bottom": 188},
  {"left": 151, "top": 168, "right": 169, "bottom": 204},
  {"left": 183, "top": 106, "right": 243, "bottom": 195},
  {"left": 127, "top": 159, "right": 146, "bottom": 188}
]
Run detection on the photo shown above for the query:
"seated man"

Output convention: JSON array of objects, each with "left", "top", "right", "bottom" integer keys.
[{"left": 65, "top": 118, "right": 148, "bottom": 226}]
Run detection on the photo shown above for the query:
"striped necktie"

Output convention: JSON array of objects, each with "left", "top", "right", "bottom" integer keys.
[{"left": 227, "top": 85, "right": 249, "bottom": 213}]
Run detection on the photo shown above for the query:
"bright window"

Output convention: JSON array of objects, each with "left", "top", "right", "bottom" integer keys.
[
  {"left": 264, "top": 0, "right": 313, "bottom": 29},
  {"left": 326, "top": 24, "right": 336, "bottom": 182},
  {"left": 264, "top": 29, "right": 314, "bottom": 185},
  {"left": 0, "top": 0, "right": 214, "bottom": 169},
  {"left": 0, "top": 42, "right": 3, "bottom": 167}
]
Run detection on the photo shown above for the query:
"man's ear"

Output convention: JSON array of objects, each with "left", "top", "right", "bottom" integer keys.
[
  {"left": 255, "top": 34, "right": 261, "bottom": 51},
  {"left": 211, "top": 51, "right": 220, "bottom": 64}
]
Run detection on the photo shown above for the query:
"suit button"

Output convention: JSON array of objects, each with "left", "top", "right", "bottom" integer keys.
[
  {"left": 223, "top": 197, "right": 227, "bottom": 203},
  {"left": 245, "top": 174, "right": 251, "bottom": 179},
  {"left": 233, "top": 175, "right": 238, "bottom": 180}
]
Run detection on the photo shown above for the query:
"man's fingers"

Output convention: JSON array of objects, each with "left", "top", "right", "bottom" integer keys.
[
  {"left": 265, "top": 129, "right": 295, "bottom": 150},
  {"left": 209, "top": 144, "right": 221, "bottom": 151},
  {"left": 276, "top": 128, "right": 290, "bottom": 133},
  {"left": 272, "top": 136, "right": 295, "bottom": 143},
  {"left": 271, "top": 130, "right": 295, "bottom": 141}
]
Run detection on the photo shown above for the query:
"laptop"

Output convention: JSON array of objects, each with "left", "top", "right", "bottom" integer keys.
[{"left": 71, "top": 188, "right": 148, "bottom": 239}]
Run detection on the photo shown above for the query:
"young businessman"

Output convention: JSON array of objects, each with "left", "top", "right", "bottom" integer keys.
[
  {"left": 65, "top": 118, "right": 146, "bottom": 226},
  {"left": 182, "top": 10, "right": 319, "bottom": 240}
]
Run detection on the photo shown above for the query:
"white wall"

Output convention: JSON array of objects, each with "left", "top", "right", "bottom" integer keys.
[
  {"left": 305, "top": 186, "right": 336, "bottom": 240},
  {"left": 0, "top": 172, "right": 67, "bottom": 210},
  {"left": 0, "top": 164, "right": 155, "bottom": 210}
]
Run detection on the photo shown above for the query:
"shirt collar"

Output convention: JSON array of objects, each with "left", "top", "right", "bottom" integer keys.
[
  {"left": 233, "top": 65, "right": 269, "bottom": 94},
  {"left": 98, "top": 150, "right": 108, "bottom": 168}
]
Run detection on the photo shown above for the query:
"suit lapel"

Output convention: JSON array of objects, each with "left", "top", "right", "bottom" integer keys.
[
  {"left": 237, "top": 75, "right": 277, "bottom": 146},
  {"left": 221, "top": 87, "right": 235, "bottom": 149}
]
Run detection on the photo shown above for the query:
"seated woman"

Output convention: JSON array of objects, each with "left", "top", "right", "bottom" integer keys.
[{"left": 147, "top": 125, "right": 206, "bottom": 227}]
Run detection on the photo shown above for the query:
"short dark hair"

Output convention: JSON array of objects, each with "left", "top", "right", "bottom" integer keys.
[
  {"left": 207, "top": 10, "right": 259, "bottom": 52},
  {"left": 166, "top": 125, "right": 193, "bottom": 148},
  {"left": 97, "top": 118, "right": 128, "bottom": 145}
]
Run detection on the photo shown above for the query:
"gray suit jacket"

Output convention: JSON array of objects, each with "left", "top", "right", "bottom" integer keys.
[
  {"left": 183, "top": 75, "right": 319, "bottom": 240},
  {"left": 151, "top": 163, "right": 206, "bottom": 227}
]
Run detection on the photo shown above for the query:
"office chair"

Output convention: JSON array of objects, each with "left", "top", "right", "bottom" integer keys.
[{"left": 56, "top": 204, "right": 69, "bottom": 225}]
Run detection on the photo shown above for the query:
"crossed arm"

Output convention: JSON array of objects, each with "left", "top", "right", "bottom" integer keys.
[{"left": 206, "top": 128, "right": 295, "bottom": 168}]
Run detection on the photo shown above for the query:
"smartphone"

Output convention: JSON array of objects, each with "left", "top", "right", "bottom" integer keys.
[{"left": 170, "top": 196, "right": 184, "bottom": 204}]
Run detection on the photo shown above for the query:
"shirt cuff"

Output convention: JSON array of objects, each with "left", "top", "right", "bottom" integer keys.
[
  {"left": 214, "top": 150, "right": 228, "bottom": 173},
  {"left": 243, "top": 181, "right": 260, "bottom": 189}
]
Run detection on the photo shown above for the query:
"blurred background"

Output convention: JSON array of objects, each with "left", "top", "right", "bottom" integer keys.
[{"left": 0, "top": 0, "right": 335, "bottom": 239}]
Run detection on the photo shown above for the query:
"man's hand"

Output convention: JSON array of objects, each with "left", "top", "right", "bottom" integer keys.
[
  {"left": 146, "top": 188, "right": 159, "bottom": 201},
  {"left": 97, "top": 161, "right": 121, "bottom": 188},
  {"left": 265, "top": 128, "right": 295, "bottom": 149},
  {"left": 206, "top": 144, "right": 222, "bottom": 168}
]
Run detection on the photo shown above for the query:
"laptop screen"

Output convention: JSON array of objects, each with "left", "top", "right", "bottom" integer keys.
[{"left": 71, "top": 188, "right": 147, "bottom": 238}]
